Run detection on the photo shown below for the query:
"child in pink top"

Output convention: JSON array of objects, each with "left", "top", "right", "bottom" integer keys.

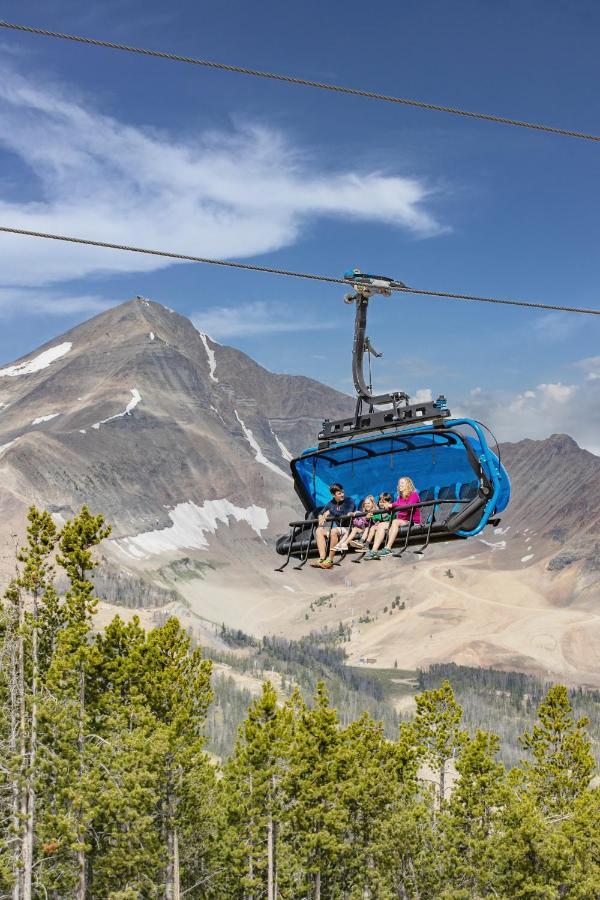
[{"left": 336, "top": 495, "right": 377, "bottom": 552}]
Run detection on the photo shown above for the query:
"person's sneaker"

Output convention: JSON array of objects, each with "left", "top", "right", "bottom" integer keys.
[
  {"left": 310, "top": 558, "right": 325, "bottom": 567},
  {"left": 349, "top": 539, "right": 366, "bottom": 550},
  {"left": 319, "top": 558, "right": 334, "bottom": 569},
  {"left": 363, "top": 550, "right": 380, "bottom": 560},
  {"left": 378, "top": 547, "right": 393, "bottom": 557}
]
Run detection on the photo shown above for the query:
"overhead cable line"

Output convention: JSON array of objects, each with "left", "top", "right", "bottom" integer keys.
[
  {"left": 1, "top": 19, "right": 599, "bottom": 143},
  {"left": 1, "top": 224, "right": 598, "bottom": 316}
]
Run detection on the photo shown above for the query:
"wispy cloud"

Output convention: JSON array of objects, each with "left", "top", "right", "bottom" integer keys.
[
  {"left": 193, "top": 300, "right": 332, "bottom": 339},
  {"left": 458, "top": 376, "right": 600, "bottom": 455},
  {"left": 575, "top": 355, "right": 600, "bottom": 381},
  {"left": 0, "top": 61, "right": 446, "bottom": 291},
  {"left": 0, "top": 287, "right": 116, "bottom": 317},
  {"left": 530, "top": 312, "right": 583, "bottom": 344},
  {"left": 412, "top": 388, "right": 433, "bottom": 403}
]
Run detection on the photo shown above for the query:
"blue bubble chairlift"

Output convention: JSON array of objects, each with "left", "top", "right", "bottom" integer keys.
[{"left": 275, "top": 271, "right": 510, "bottom": 571}]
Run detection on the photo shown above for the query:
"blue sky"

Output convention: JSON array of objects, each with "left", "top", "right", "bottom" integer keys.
[{"left": 0, "top": 0, "right": 599, "bottom": 450}]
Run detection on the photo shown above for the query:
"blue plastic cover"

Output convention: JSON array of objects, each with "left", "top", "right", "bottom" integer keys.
[{"left": 292, "top": 420, "right": 510, "bottom": 528}]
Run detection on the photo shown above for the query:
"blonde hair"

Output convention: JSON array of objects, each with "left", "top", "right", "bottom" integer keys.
[
  {"left": 397, "top": 476, "right": 416, "bottom": 499},
  {"left": 361, "top": 495, "right": 377, "bottom": 512}
]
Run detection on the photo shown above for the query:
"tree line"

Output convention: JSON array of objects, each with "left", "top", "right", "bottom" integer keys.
[{"left": 1, "top": 507, "right": 598, "bottom": 898}]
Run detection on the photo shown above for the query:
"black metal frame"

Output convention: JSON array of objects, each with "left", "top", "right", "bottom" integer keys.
[
  {"left": 319, "top": 401, "right": 450, "bottom": 446},
  {"left": 318, "top": 277, "right": 450, "bottom": 448},
  {"left": 274, "top": 497, "right": 474, "bottom": 572}
]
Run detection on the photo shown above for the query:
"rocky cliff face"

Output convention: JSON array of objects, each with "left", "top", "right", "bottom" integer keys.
[
  {"left": 0, "top": 298, "right": 353, "bottom": 559},
  {"left": 500, "top": 434, "right": 600, "bottom": 541},
  {"left": 498, "top": 435, "right": 600, "bottom": 587}
]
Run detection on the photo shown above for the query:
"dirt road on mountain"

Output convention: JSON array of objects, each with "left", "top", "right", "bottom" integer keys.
[{"left": 344, "top": 556, "right": 600, "bottom": 686}]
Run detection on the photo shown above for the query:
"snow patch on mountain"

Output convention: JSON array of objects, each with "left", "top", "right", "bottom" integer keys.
[
  {"left": 32, "top": 413, "right": 60, "bottom": 426},
  {"left": 115, "top": 499, "right": 269, "bottom": 557},
  {"left": 198, "top": 332, "right": 218, "bottom": 382},
  {"left": 269, "top": 423, "right": 293, "bottom": 462},
  {"left": 0, "top": 342, "right": 72, "bottom": 377},
  {"left": 235, "top": 411, "right": 292, "bottom": 481},
  {"left": 478, "top": 539, "right": 506, "bottom": 552},
  {"left": 91, "top": 389, "right": 141, "bottom": 429},
  {"left": 0, "top": 439, "right": 16, "bottom": 454},
  {"left": 210, "top": 405, "right": 226, "bottom": 425}
]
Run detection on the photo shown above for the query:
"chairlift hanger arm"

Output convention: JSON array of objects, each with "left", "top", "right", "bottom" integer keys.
[
  {"left": 318, "top": 270, "right": 450, "bottom": 447},
  {"left": 344, "top": 269, "right": 409, "bottom": 405}
]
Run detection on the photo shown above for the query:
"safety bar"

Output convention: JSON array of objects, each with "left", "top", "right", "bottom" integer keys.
[
  {"left": 285, "top": 497, "right": 471, "bottom": 529},
  {"left": 276, "top": 496, "right": 474, "bottom": 571}
]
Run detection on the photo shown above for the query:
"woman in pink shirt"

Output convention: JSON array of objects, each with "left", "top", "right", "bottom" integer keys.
[{"left": 367, "top": 476, "right": 420, "bottom": 559}]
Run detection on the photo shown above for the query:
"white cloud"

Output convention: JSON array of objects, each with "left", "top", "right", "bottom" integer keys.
[
  {"left": 458, "top": 378, "right": 600, "bottom": 455},
  {"left": 576, "top": 356, "right": 600, "bottom": 381},
  {"left": 192, "top": 300, "right": 333, "bottom": 339},
  {"left": 530, "top": 312, "right": 583, "bottom": 344},
  {"left": 0, "top": 62, "right": 445, "bottom": 290},
  {"left": 0, "top": 287, "right": 115, "bottom": 317},
  {"left": 536, "top": 382, "right": 576, "bottom": 404},
  {"left": 412, "top": 388, "right": 432, "bottom": 403}
]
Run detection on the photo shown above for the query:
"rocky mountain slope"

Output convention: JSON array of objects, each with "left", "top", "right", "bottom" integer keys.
[
  {"left": 0, "top": 297, "right": 352, "bottom": 545},
  {"left": 1, "top": 299, "right": 598, "bottom": 684}
]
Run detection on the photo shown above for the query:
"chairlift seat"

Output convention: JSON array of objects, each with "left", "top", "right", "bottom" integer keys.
[{"left": 276, "top": 419, "right": 510, "bottom": 560}]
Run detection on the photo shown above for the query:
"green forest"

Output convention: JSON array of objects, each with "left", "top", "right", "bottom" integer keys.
[
  {"left": 204, "top": 628, "right": 600, "bottom": 768},
  {"left": 1, "top": 507, "right": 599, "bottom": 899}
]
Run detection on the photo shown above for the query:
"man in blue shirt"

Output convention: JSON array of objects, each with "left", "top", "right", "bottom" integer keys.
[{"left": 311, "top": 483, "right": 355, "bottom": 570}]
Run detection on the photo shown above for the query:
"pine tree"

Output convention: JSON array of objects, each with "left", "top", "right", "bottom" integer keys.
[
  {"left": 35, "top": 506, "right": 110, "bottom": 898},
  {"left": 222, "top": 681, "right": 290, "bottom": 899},
  {"left": 86, "top": 615, "right": 166, "bottom": 897},
  {"left": 413, "top": 680, "right": 466, "bottom": 809},
  {"left": 438, "top": 729, "right": 509, "bottom": 897},
  {"left": 561, "top": 786, "right": 600, "bottom": 899},
  {"left": 133, "top": 617, "right": 215, "bottom": 898},
  {"left": 15, "top": 508, "right": 58, "bottom": 900},
  {"left": 518, "top": 684, "right": 595, "bottom": 817},
  {"left": 285, "top": 682, "right": 347, "bottom": 900},
  {"left": 375, "top": 723, "right": 438, "bottom": 900},
  {"left": 0, "top": 580, "right": 23, "bottom": 899},
  {"left": 492, "top": 791, "right": 572, "bottom": 898},
  {"left": 335, "top": 713, "right": 416, "bottom": 899}
]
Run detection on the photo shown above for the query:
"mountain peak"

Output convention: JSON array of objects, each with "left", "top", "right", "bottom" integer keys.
[{"left": 0, "top": 296, "right": 353, "bottom": 551}]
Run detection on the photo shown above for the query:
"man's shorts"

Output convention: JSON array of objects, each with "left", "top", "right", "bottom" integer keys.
[{"left": 321, "top": 522, "right": 349, "bottom": 539}]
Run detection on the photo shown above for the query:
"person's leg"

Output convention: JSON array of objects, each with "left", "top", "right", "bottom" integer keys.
[
  {"left": 385, "top": 518, "right": 401, "bottom": 549},
  {"left": 370, "top": 522, "right": 389, "bottom": 552},
  {"left": 327, "top": 527, "right": 341, "bottom": 560},
  {"left": 376, "top": 518, "right": 403, "bottom": 556},
  {"left": 350, "top": 527, "right": 368, "bottom": 548},
  {"left": 315, "top": 526, "right": 328, "bottom": 560},
  {"left": 337, "top": 527, "right": 356, "bottom": 551}
]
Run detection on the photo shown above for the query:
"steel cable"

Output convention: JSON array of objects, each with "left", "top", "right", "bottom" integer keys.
[
  {"left": 1, "top": 19, "right": 599, "bottom": 142},
  {"left": 1, "top": 224, "right": 599, "bottom": 316}
]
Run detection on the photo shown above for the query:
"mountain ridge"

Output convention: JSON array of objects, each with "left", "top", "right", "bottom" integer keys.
[{"left": 1, "top": 298, "right": 599, "bottom": 686}]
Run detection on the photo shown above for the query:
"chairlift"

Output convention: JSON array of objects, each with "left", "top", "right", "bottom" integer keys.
[{"left": 275, "top": 270, "right": 510, "bottom": 570}]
